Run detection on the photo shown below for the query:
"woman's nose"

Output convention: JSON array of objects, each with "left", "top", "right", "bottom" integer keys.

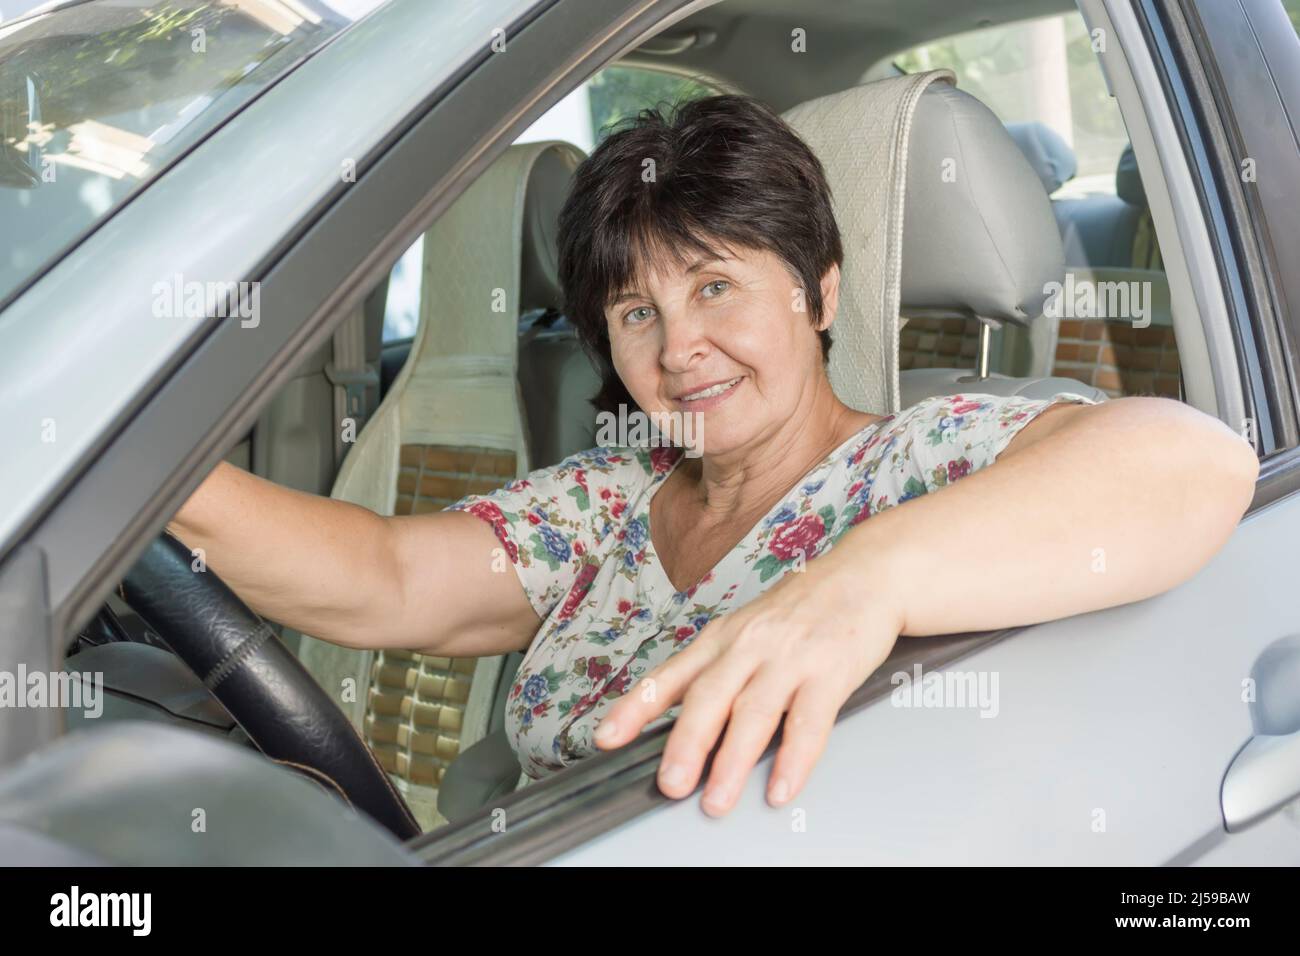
[{"left": 658, "top": 314, "right": 709, "bottom": 373}]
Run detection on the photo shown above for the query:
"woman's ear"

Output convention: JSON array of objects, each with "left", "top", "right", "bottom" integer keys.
[{"left": 816, "top": 262, "right": 841, "bottom": 332}]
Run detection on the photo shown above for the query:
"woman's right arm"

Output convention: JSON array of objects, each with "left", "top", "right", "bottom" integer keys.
[{"left": 166, "top": 462, "right": 541, "bottom": 657}]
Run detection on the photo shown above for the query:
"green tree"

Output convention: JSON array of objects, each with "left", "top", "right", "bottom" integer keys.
[{"left": 586, "top": 67, "right": 716, "bottom": 142}]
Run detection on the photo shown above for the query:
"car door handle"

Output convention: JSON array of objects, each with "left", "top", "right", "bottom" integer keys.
[{"left": 1221, "top": 730, "right": 1300, "bottom": 832}]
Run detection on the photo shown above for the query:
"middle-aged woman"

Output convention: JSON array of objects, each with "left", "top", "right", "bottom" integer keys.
[{"left": 169, "top": 95, "right": 1259, "bottom": 817}]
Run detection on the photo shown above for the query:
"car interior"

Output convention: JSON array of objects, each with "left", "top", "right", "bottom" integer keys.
[{"left": 55, "top": 0, "right": 1195, "bottom": 846}]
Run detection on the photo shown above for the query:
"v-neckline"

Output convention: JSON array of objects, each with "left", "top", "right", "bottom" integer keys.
[{"left": 640, "top": 415, "right": 894, "bottom": 605}]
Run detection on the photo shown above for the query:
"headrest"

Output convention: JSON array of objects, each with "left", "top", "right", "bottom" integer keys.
[
  {"left": 1004, "top": 121, "right": 1077, "bottom": 194},
  {"left": 520, "top": 145, "right": 582, "bottom": 312},
  {"left": 899, "top": 83, "right": 1065, "bottom": 327},
  {"left": 783, "top": 72, "right": 1065, "bottom": 414},
  {"left": 1115, "top": 144, "right": 1146, "bottom": 207}
]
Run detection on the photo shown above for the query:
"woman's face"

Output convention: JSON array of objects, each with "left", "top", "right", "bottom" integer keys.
[{"left": 605, "top": 245, "right": 840, "bottom": 458}]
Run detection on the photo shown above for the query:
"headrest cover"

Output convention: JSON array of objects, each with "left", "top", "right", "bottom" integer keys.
[
  {"left": 407, "top": 139, "right": 585, "bottom": 395},
  {"left": 1115, "top": 144, "right": 1146, "bottom": 207},
  {"left": 900, "top": 83, "right": 1065, "bottom": 325},
  {"left": 1004, "top": 121, "right": 1077, "bottom": 194},
  {"left": 784, "top": 70, "right": 956, "bottom": 415}
]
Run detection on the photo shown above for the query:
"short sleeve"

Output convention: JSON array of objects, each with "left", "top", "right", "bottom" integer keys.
[
  {"left": 908, "top": 391, "right": 1099, "bottom": 492},
  {"left": 445, "top": 447, "right": 649, "bottom": 619}
]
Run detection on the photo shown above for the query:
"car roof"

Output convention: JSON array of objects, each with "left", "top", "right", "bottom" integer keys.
[{"left": 629, "top": 0, "right": 1077, "bottom": 111}]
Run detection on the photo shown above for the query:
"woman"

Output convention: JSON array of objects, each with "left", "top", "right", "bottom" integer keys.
[{"left": 170, "top": 95, "right": 1258, "bottom": 818}]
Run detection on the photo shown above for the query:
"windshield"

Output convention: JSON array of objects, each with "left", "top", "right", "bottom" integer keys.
[{"left": 0, "top": 0, "right": 387, "bottom": 309}]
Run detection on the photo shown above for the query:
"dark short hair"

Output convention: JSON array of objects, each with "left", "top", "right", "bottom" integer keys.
[{"left": 556, "top": 94, "right": 843, "bottom": 414}]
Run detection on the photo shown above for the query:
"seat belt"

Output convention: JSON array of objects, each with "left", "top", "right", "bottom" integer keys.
[{"left": 324, "top": 305, "right": 379, "bottom": 468}]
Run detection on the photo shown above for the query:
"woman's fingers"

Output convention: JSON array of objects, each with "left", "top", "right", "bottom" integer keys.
[
  {"left": 654, "top": 645, "right": 764, "bottom": 799},
  {"left": 765, "top": 678, "right": 843, "bottom": 808},
  {"left": 697, "top": 666, "right": 796, "bottom": 816},
  {"left": 594, "top": 623, "right": 724, "bottom": 749},
  {"left": 595, "top": 602, "right": 875, "bottom": 813}
]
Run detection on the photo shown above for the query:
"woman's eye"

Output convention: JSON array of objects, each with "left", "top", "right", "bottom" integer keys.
[
  {"left": 624, "top": 306, "right": 655, "bottom": 325},
  {"left": 701, "top": 279, "right": 730, "bottom": 298}
]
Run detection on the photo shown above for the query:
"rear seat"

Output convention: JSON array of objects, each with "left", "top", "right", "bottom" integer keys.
[
  {"left": 1054, "top": 144, "right": 1161, "bottom": 270},
  {"left": 1002, "top": 124, "right": 1157, "bottom": 272},
  {"left": 984, "top": 129, "right": 1177, "bottom": 399},
  {"left": 1005, "top": 121, "right": 1077, "bottom": 198}
]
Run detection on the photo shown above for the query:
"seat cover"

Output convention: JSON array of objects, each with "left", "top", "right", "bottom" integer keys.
[
  {"left": 297, "top": 140, "right": 584, "bottom": 830},
  {"left": 783, "top": 69, "right": 955, "bottom": 415}
]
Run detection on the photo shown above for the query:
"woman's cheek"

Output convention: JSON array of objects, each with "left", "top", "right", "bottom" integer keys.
[
  {"left": 610, "top": 342, "right": 660, "bottom": 409},
  {"left": 717, "top": 320, "right": 774, "bottom": 377}
]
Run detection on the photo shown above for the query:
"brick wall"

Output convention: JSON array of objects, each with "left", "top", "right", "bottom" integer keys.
[
  {"left": 1052, "top": 318, "right": 1181, "bottom": 399},
  {"left": 898, "top": 317, "right": 981, "bottom": 370},
  {"left": 395, "top": 444, "right": 516, "bottom": 515}
]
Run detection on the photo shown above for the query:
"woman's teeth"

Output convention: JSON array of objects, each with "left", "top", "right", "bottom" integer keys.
[{"left": 681, "top": 377, "right": 742, "bottom": 402}]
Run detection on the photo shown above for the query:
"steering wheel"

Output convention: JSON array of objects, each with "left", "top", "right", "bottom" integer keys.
[{"left": 121, "top": 533, "right": 421, "bottom": 841}]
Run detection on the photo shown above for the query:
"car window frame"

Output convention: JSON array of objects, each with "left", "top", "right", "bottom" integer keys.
[
  {"left": 426, "top": 0, "right": 1290, "bottom": 862},
  {"left": 1133, "top": 0, "right": 1296, "bottom": 461},
  {"left": 1169, "top": 0, "right": 1300, "bottom": 506}
]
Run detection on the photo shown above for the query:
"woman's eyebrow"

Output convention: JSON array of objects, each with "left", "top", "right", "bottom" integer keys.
[
  {"left": 608, "top": 289, "right": 647, "bottom": 307},
  {"left": 684, "top": 256, "right": 725, "bottom": 273},
  {"left": 607, "top": 257, "right": 729, "bottom": 308}
]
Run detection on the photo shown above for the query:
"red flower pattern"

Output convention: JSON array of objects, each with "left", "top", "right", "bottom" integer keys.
[{"left": 768, "top": 514, "right": 826, "bottom": 561}]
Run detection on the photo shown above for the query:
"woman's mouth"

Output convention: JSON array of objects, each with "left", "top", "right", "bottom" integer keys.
[{"left": 676, "top": 376, "right": 743, "bottom": 409}]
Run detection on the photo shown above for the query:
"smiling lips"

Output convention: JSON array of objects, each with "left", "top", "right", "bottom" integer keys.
[{"left": 676, "top": 376, "right": 743, "bottom": 407}]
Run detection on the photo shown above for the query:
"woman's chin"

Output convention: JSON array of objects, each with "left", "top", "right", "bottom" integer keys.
[
  {"left": 681, "top": 421, "right": 755, "bottom": 459},
  {"left": 645, "top": 392, "right": 763, "bottom": 458}
]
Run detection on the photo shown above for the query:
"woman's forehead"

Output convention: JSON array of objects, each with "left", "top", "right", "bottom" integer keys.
[{"left": 611, "top": 240, "right": 770, "bottom": 299}]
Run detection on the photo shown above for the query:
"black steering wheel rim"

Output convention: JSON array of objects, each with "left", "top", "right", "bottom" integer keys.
[{"left": 121, "top": 533, "right": 420, "bottom": 841}]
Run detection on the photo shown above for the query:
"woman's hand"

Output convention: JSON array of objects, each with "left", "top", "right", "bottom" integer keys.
[{"left": 594, "top": 550, "right": 903, "bottom": 817}]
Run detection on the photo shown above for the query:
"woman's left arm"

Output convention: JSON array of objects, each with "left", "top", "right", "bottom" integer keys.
[{"left": 595, "top": 396, "right": 1260, "bottom": 815}]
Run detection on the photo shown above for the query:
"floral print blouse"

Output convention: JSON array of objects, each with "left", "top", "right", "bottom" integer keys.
[{"left": 448, "top": 391, "right": 1097, "bottom": 779}]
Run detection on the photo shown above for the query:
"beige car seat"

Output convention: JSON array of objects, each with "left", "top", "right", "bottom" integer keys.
[
  {"left": 783, "top": 70, "right": 1107, "bottom": 411},
  {"left": 297, "top": 140, "right": 585, "bottom": 830}
]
